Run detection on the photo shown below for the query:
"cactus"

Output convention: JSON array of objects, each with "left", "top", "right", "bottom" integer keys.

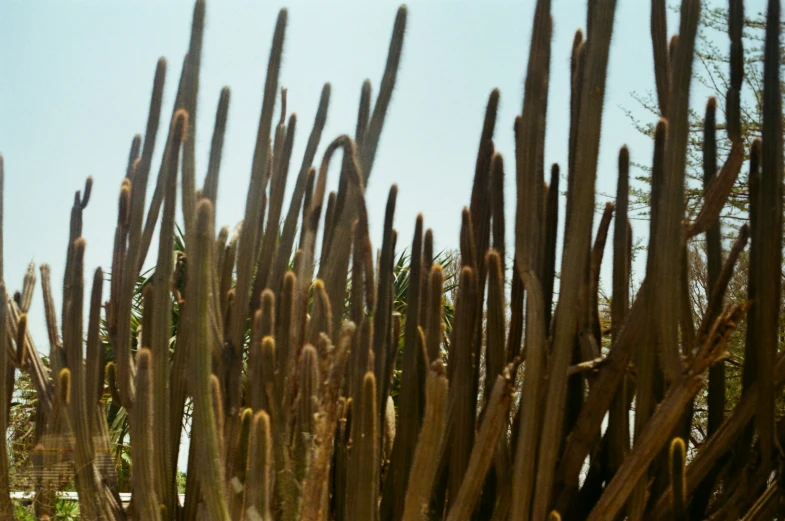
[
  {"left": 442, "top": 265, "right": 477, "bottom": 506},
  {"left": 532, "top": 0, "right": 615, "bottom": 516},
  {"left": 306, "top": 280, "right": 332, "bottom": 346},
  {"left": 755, "top": 0, "right": 782, "bottom": 466},
  {"left": 1, "top": 0, "right": 784, "bottom": 519},
  {"left": 380, "top": 215, "right": 427, "bottom": 521},
  {"left": 253, "top": 109, "right": 296, "bottom": 306},
  {"left": 190, "top": 199, "right": 230, "bottom": 521},
  {"left": 445, "top": 368, "right": 513, "bottom": 521},
  {"left": 151, "top": 98, "right": 188, "bottom": 519},
  {"left": 351, "top": 372, "right": 379, "bottom": 521},
  {"left": 373, "top": 186, "right": 398, "bottom": 424},
  {"left": 228, "top": 7, "right": 287, "bottom": 421},
  {"left": 629, "top": 123, "right": 668, "bottom": 520},
  {"left": 510, "top": 264, "right": 548, "bottom": 521},
  {"left": 0, "top": 284, "right": 11, "bottom": 520},
  {"left": 402, "top": 361, "right": 448, "bottom": 521},
  {"left": 606, "top": 146, "right": 630, "bottom": 478},
  {"left": 294, "top": 344, "right": 320, "bottom": 488},
  {"left": 651, "top": 0, "right": 670, "bottom": 114},
  {"left": 112, "top": 56, "right": 167, "bottom": 407},
  {"left": 542, "top": 162, "right": 559, "bottom": 330},
  {"left": 423, "top": 265, "right": 444, "bottom": 364},
  {"left": 589, "top": 203, "right": 614, "bottom": 347},
  {"left": 179, "top": 1, "right": 205, "bottom": 246},
  {"left": 670, "top": 437, "right": 687, "bottom": 520},
  {"left": 229, "top": 408, "right": 253, "bottom": 519},
  {"left": 131, "top": 349, "right": 162, "bottom": 521},
  {"left": 658, "top": 0, "right": 702, "bottom": 384},
  {"left": 358, "top": 5, "right": 407, "bottom": 183},
  {"left": 245, "top": 411, "right": 274, "bottom": 521}
]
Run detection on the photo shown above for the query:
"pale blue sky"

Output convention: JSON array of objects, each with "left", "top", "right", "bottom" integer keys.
[{"left": 0, "top": 0, "right": 766, "bottom": 350}]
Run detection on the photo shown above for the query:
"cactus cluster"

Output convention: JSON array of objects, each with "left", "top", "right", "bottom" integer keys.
[{"left": 0, "top": 0, "right": 783, "bottom": 519}]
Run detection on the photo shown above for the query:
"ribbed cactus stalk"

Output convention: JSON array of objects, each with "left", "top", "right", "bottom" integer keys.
[
  {"left": 294, "top": 344, "right": 320, "bottom": 485},
  {"left": 61, "top": 238, "right": 107, "bottom": 520},
  {"left": 373, "top": 185, "right": 398, "bottom": 430},
  {"left": 202, "top": 87, "right": 230, "bottom": 205},
  {"left": 106, "top": 362, "right": 120, "bottom": 405},
  {"left": 651, "top": 0, "right": 700, "bottom": 386},
  {"left": 178, "top": 1, "right": 204, "bottom": 247},
  {"left": 150, "top": 103, "right": 188, "bottom": 517},
  {"left": 469, "top": 92, "right": 499, "bottom": 397},
  {"left": 670, "top": 437, "right": 687, "bottom": 521},
  {"left": 333, "top": 398, "right": 350, "bottom": 521},
  {"left": 350, "top": 218, "right": 375, "bottom": 330},
  {"left": 15, "top": 313, "right": 27, "bottom": 368},
  {"left": 306, "top": 280, "right": 332, "bottom": 346},
  {"left": 424, "top": 265, "right": 444, "bottom": 363},
  {"left": 358, "top": 5, "right": 407, "bottom": 183},
  {"left": 446, "top": 368, "right": 512, "bottom": 521},
  {"left": 755, "top": 0, "right": 782, "bottom": 466},
  {"left": 542, "top": 162, "right": 558, "bottom": 330},
  {"left": 111, "top": 55, "right": 167, "bottom": 408},
  {"left": 86, "top": 268, "right": 104, "bottom": 427},
  {"left": 532, "top": 0, "right": 615, "bottom": 517},
  {"left": 270, "top": 84, "right": 330, "bottom": 295},
  {"left": 40, "top": 264, "right": 63, "bottom": 381},
  {"left": 253, "top": 110, "right": 296, "bottom": 306},
  {"left": 479, "top": 249, "right": 509, "bottom": 517},
  {"left": 0, "top": 284, "right": 11, "bottom": 520},
  {"left": 131, "top": 349, "right": 161, "bottom": 521},
  {"left": 349, "top": 318, "right": 373, "bottom": 425},
  {"left": 228, "top": 7, "right": 287, "bottom": 421},
  {"left": 588, "top": 202, "right": 614, "bottom": 347},
  {"left": 629, "top": 118, "right": 668, "bottom": 521},
  {"left": 669, "top": 35, "right": 679, "bottom": 69},
  {"left": 210, "top": 376, "right": 226, "bottom": 476},
  {"left": 260, "top": 337, "right": 279, "bottom": 422},
  {"left": 277, "top": 272, "right": 296, "bottom": 411},
  {"left": 650, "top": 0, "right": 670, "bottom": 114},
  {"left": 58, "top": 369, "right": 71, "bottom": 407},
  {"left": 443, "top": 264, "right": 477, "bottom": 508},
  {"left": 191, "top": 199, "right": 230, "bottom": 521},
  {"left": 738, "top": 140, "right": 763, "bottom": 463},
  {"left": 691, "top": 99, "right": 734, "bottom": 521},
  {"left": 17, "top": 261, "right": 35, "bottom": 313},
  {"left": 351, "top": 372, "right": 379, "bottom": 521},
  {"left": 229, "top": 407, "right": 253, "bottom": 519},
  {"left": 245, "top": 411, "right": 274, "bottom": 521},
  {"left": 510, "top": 247, "right": 549, "bottom": 521},
  {"left": 606, "top": 146, "right": 630, "bottom": 479},
  {"left": 402, "top": 360, "right": 448, "bottom": 521},
  {"left": 383, "top": 395, "right": 396, "bottom": 464},
  {"left": 483, "top": 251, "right": 506, "bottom": 404},
  {"left": 299, "top": 323, "right": 353, "bottom": 521},
  {"left": 726, "top": 0, "right": 744, "bottom": 143},
  {"left": 380, "top": 214, "right": 427, "bottom": 521}
]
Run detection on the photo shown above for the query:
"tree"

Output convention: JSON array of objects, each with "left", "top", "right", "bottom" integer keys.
[{"left": 624, "top": 3, "right": 785, "bottom": 223}]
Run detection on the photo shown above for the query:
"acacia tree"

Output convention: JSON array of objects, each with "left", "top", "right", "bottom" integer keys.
[
  {"left": 624, "top": 3, "right": 785, "bottom": 223},
  {"left": 622, "top": 2, "right": 785, "bottom": 447}
]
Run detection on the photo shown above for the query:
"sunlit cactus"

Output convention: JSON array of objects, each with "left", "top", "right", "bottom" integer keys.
[{"left": 0, "top": 0, "right": 782, "bottom": 519}]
